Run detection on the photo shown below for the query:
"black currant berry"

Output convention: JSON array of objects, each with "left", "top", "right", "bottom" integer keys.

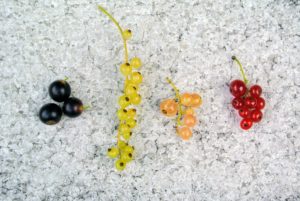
[
  {"left": 49, "top": 80, "right": 71, "bottom": 102},
  {"left": 39, "top": 103, "right": 62, "bottom": 125},
  {"left": 62, "top": 97, "right": 83, "bottom": 118}
]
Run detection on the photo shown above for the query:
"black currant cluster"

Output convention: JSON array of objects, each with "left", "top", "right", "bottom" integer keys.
[{"left": 39, "top": 79, "right": 85, "bottom": 125}]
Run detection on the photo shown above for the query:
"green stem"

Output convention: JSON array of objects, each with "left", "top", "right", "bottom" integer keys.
[
  {"left": 232, "top": 56, "right": 248, "bottom": 84},
  {"left": 98, "top": 5, "right": 129, "bottom": 63},
  {"left": 166, "top": 77, "right": 183, "bottom": 126},
  {"left": 82, "top": 105, "right": 91, "bottom": 110}
]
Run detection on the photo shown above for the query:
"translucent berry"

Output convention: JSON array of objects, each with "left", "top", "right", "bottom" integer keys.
[
  {"left": 107, "top": 147, "right": 119, "bottom": 158},
  {"left": 130, "top": 72, "right": 143, "bottom": 85},
  {"left": 229, "top": 80, "right": 247, "bottom": 97},
  {"left": 160, "top": 99, "right": 178, "bottom": 117},
  {"left": 183, "top": 114, "right": 197, "bottom": 127},
  {"left": 130, "top": 93, "right": 141, "bottom": 105},
  {"left": 118, "top": 95, "right": 131, "bottom": 108},
  {"left": 117, "top": 109, "right": 128, "bottom": 120},
  {"left": 250, "top": 85, "right": 262, "bottom": 98},
  {"left": 120, "top": 63, "right": 132, "bottom": 76},
  {"left": 256, "top": 97, "right": 265, "bottom": 110},
  {"left": 180, "top": 93, "right": 192, "bottom": 106},
  {"left": 123, "top": 29, "right": 132, "bottom": 40},
  {"left": 117, "top": 140, "right": 127, "bottom": 149},
  {"left": 121, "top": 152, "right": 133, "bottom": 162},
  {"left": 184, "top": 108, "right": 195, "bottom": 115},
  {"left": 239, "top": 107, "right": 251, "bottom": 118},
  {"left": 232, "top": 97, "right": 244, "bottom": 110},
  {"left": 177, "top": 127, "right": 192, "bottom": 140},
  {"left": 251, "top": 109, "right": 263, "bottom": 123},
  {"left": 123, "top": 145, "right": 134, "bottom": 153},
  {"left": 240, "top": 118, "right": 253, "bottom": 130},
  {"left": 190, "top": 93, "right": 202, "bottom": 108},
  {"left": 125, "top": 85, "right": 137, "bottom": 96},
  {"left": 122, "top": 131, "right": 131, "bottom": 140},
  {"left": 127, "top": 108, "right": 136, "bottom": 118},
  {"left": 119, "top": 124, "right": 130, "bottom": 134},
  {"left": 126, "top": 118, "right": 137, "bottom": 128},
  {"left": 130, "top": 57, "right": 142, "bottom": 68},
  {"left": 115, "top": 159, "right": 126, "bottom": 171},
  {"left": 245, "top": 96, "right": 257, "bottom": 108}
]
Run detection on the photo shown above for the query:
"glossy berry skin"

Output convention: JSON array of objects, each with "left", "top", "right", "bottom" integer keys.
[
  {"left": 240, "top": 118, "right": 253, "bottom": 130},
  {"left": 229, "top": 80, "right": 247, "bottom": 97},
  {"left": 177, "top": 127, "right": 192, "bottom": 140},
  {"left": 115, "top": 159, "right": 126, "bottom": 171},
  {"left": 49, "top": 80, "right": 71, "bottom": 102},
  {"left": 180, "top": 93, "right": 192, "bottom": 106},
  {"left": 39, "top": 103, "right": 62, "bottom": 125},
  {"left": 250, "top": 85, "right": 262, "bottom": 98},
  {"left": 183, "top": 114, "right": 197, "bottom": 127},
  {"left": 62, "top": 97, "right": 83, "bottom": 118},
  {"left": 251, "top": 109, "right": 263, "bottom": 123},
  {"left": 244, "top": 97, "right": 257, "bottom": 108},
  {"left": 239, "top": 107, "right": 251, "bottom": 118},
  {"left": 256, "top": 97, "right": 265, "bottom": 110},
  {"left": 160, "top": 99, "right": 178, "bottom": 117},
  {"left": 232, "top": 97, "right": 244, "bottom": 110},
  {"left": 190, "top": 93, "right": 202, "bottom": 108}
]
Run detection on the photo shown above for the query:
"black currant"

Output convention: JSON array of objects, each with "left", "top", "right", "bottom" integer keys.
[
  {"left": 62, "top": 97, "right": 83, "bottom": 118},
  {"left": 39, "top": 103, "right": 62, "bottom": 125},
  {"left": 49, "top": 80, "right": 71, "bottom": 102}
]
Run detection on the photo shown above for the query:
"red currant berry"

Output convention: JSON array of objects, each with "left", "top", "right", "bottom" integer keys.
[
  {"left": 250, "top": 85, "right": 262, "bottom": 98},
  {"left": 240, "top": 118, "right": 253, "bottom": 130},
  {"left": 239, "top": 107, "right": 251, "bottom": 118},
  {"left": 232, "top": 97, "right": 244, "bottom": 110},
  {"left": 229, "top": 80, "right": 247, "bottom": 97},
  {"left": 251, "top": 109, "right": 263, "bottom": 123},
  {"left": 244, "top": 96, "right": 257, "bottom": 108},
  {"left": 255, "top": 97, "right": 265, "bottom": 110}
]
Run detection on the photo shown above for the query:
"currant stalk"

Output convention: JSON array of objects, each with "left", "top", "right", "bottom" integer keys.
[
  {"left": 232, "top": 56, "right": 249, "bottom": 84},
  {"left": 166, "top": 77, "right": 183, "bottom": 126},
  {"left": 98, "top": 5, "right": 129, "bottom": 63}
]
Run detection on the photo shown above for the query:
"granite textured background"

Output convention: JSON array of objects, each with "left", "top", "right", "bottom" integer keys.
[{"left": 1, "top": 0, "right": 300, "bottom": 200}]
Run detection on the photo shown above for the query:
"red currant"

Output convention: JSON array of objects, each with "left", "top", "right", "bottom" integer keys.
[
  {"left": 255, "top": 97, "right": 265, "bottom": 110},
  {"left": 240, "top": 118, "right": 253, "bottom": 130},
  {"left": 239, "top": 107, "right": 251, "bottom": 118},
  {"left": 231, "top": 97, "right": 244, "bottom": 110},
  {"left": 251, "top": 109, "right": 263, "bottom": 123},
  {"left": 250, "top": 85, "right": 262, "bottom": 98},
  {"left": 244, "top": 96, "right": 257, "bottom": 108},
  {"left": 229, "top": 80, "right": 247, "bottom": 97}
]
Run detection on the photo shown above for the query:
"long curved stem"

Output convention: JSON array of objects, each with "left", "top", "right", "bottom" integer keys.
[
  {"left": 232, "top": 56, "right": 248, "bottom": 84},
  {"left": 98, "top": 5, "right": 129, "bottom": 63},
  {"left": 166, "top": 78, "right": 183, "bottom": 126}
]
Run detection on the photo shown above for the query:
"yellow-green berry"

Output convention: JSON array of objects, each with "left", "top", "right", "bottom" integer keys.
[
  {"left": 120, "top": 152, "right": 133, "bottom": 162},
  {"left": 118, "top": 95, "right": 131, "bottom": 108},
  {"left": 120, "top": 63, "right": 132, "bottom": 76},
  {"left": 126, "top": 118, "right": 136, "bottom": 128},
  {"left": 130, "top": 57, "right": 142, "bottom": 68},
  {"left": 115, "top": 159, "right": 126, "bottom": 171},
  {"left": 117, "top": 140, "right": 127, "bottom": 149},
  {"left": 123, "top": 29, "right": 132, "bottom": 40},
  {"left": 107, "top": 147, "right": 119, "bottom": 158}
]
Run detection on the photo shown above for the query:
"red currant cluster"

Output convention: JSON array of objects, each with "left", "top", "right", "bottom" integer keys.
[{"left": 230, "top": 56, "right": 266, "bottom": 130}]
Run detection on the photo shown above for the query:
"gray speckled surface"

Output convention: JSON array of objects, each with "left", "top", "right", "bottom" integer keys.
[{"left": 1, "top": 0, "right": 300, "bottom": 200}]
